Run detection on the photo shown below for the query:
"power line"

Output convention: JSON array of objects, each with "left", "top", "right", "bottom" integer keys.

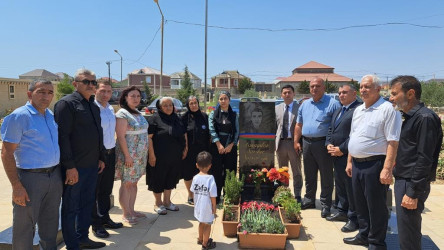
[
  {"left": 167, "top": 19, "right": 443, "bottom": 32},
  {"left": 130, "top": 24, "right": 162, "bottom": 64}
]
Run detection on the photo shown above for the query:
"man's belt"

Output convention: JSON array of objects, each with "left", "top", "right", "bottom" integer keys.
[
  {"left": 105, "top": 147, "right": 115, "bottom": 155},
  {"left": 353, "top": 155, "right": 385, "bottom": 163},
  {"left": 19, "top": 164, "right": 59, "bottom": 173},
  {"left": 280, "top": 138, "right": 293, "bottom": 141},
  {"left": 302, "top": 136, "right": 326, "bottom": 142}
]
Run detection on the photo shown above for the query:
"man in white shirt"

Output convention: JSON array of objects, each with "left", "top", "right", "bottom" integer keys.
[
  {"left": 343, "top": 75, "right": 402, "bottom": 249},
  {"left": 92, "top": 80, "right": 123, "bottom": 238}
]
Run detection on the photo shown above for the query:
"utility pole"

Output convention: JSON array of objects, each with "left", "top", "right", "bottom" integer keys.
[
  {"left": 204, "top": 0, "right": 208, "bottom": 110},
  {"left": 106, "top": 61, "right": 111, "bottom": 84}
]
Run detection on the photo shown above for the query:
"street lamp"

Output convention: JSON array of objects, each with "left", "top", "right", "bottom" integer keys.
[
  {"left": 114, "top": 49, "right": 123, "bottom": 83},
  {"left": 204, "top": 0, "right": 208, "bottom": 110},
  {"left": 154, "top": 0, "right": 164, "bottom": 96},
  {"left": 106, "top": 61, "right": 111, "bottom": 84}
]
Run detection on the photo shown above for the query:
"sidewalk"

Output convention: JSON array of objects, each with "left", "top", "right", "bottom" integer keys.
[{"left": 0, "top": 141, "right": 442, "bottom": 249}]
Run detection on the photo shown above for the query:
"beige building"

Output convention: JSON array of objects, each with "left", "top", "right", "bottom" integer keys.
[{"left": 0, "top": 78, "right": 58, "bottom": 116}]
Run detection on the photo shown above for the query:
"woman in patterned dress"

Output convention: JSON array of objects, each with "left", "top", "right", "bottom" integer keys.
[{"left": 115, "top": 86, "right": 149, "bottom": 224}]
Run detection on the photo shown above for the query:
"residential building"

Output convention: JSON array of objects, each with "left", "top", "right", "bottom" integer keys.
[
  {"left": 127, "top": 67, "right": 170, "bottom": 94},
  {"left": 19, "top": 69, "right": 60, "bottom": 81},
  {"left": 211, "top": 70, "right": 250, "bottom": 95},
  {"left": 275, "top": 61, "right": 352, "bottom": 94},
  {"left": 254, "top": 81, "right": 275, "bottom": 94},
  {"left": 169, "top": 71, "right": 202, "bottom": 90}
]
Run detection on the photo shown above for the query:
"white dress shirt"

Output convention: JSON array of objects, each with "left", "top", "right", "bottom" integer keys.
[
  {"left": 94, "top": 100, "right": 116, "bottom": 149},
  {"left": 348, "top": 97, "right": 402, "bottom": 158}
]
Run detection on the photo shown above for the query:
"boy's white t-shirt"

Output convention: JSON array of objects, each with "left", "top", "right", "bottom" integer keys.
[{"left": 190, "top": 174, "right": 217, "bottom": 223}]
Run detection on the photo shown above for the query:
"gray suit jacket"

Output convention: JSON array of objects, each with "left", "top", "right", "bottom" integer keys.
[{"left": 275, "top": 102, "right": 299, "bottom": 150}]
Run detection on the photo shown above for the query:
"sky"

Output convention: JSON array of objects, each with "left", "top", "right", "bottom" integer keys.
[{"left": 1, "top": 0, "right": 444, "bottom": 83}]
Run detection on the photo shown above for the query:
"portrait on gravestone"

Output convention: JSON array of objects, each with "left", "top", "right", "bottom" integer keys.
[{"left": 239, "top": 102, "right": 276, "bottom": 174}]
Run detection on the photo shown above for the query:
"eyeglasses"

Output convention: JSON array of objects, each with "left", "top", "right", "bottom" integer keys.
[{"left": 77, "top": 79, "right": 98, "bottom": 86}]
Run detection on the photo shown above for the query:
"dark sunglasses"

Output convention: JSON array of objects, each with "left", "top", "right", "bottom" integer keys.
[{"left": 77, "top": 79, "right": 98, "bottom": 86}]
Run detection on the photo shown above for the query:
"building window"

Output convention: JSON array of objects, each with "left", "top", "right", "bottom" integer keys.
[
  {"left": 146, "top": 76, "right": 152, "bottom": 84},
  {"left": 234, "top": 79, "right": 238, "bottom": 86},
  {"left": 9, "top": 85, "right": 15, "bottom": 99}
]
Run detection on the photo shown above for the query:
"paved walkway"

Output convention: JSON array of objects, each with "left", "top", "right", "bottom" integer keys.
[{"left": 0, "top": 141, "right": 443, "bottom": 249}]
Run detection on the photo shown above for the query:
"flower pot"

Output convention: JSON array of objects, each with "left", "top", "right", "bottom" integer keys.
[
  {"left": 222, "top": 206, "right": 240, "bottom": 237},
  {"left": 237, "top": 229, "right": 288, "bottom": 249},
  {"left": 278, "top": 207, "right": 302, "bottom": 239}
]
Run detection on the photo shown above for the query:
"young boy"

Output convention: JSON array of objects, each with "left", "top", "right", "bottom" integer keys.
[{"left": 191, "top": 151, "right": 217, "bottom": 250}]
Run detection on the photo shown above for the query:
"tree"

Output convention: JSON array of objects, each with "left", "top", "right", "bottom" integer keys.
[
  {"left": 142, "top": 81, "right": 157, "bottom": 104},
  {"left": 298, "top": 80, "right": 310, "bottom": 94},
  {"left": 176, "top": 65, "right": 196, "bottom": 104},
  {"left": 349, "top": 79, "right": 360, "bottom": 94},
  {"left": 56, "top": 73, "right": 75, "bottom": 100},
  {"left": 421, "top": 81, "right": 444, "bottom": 107},
  {"left": 325, "top": 79, "right": 338, "bottom": 93},
  {"left": 243, "top": 88, "right": 259, "bottom": 98},
  {"left": 238, "top": 77, "right": 253, "bottom": 94}
]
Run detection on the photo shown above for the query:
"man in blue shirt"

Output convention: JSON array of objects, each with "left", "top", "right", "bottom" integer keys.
[
  {"left": 294, "top": 77, "right": 340, "bottom": 218},
  {"left": 1, "top": 80, "right": 63, "bottom": 250}
]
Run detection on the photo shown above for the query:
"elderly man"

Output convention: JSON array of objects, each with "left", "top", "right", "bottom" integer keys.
[
  {"left": 1, "top": 80, "right": 62, "bottom": 250},
  {"left": 344, "top": 75, "right": 402, "bottom": 249},
  {"left": 325, "top": 84, "right": 361, "bottom": 232},
  {"left": 294, "top": 77, "right": 341, "bottom": 218},
  {"left": 390, "top": 76, "right": 443, "bottom": 250},
  {"left": 91, "top": 80, "right": 123, "bottom": 238},
  {"left": 55, "top": 69, "right": 106, "bottom": 249},
  {"left": 275, "top": 85, "right": 302, "bottom": 202}
]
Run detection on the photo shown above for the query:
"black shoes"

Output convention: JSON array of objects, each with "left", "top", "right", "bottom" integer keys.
[
  {"left": 326, "top": 212, "right": 348, "bottom": 222},
  {"left": 79, "top": 238, "right": 106, "bottom": 249},
  {"left": 343, "top": 236, "right": 368, "bottom": 246},
  {"left": 295, "top": 196, "right": 302, "bottom": 204},
  {"left": 301, "top": 202, "right": 316, "bottom": 210},
  {"left": 321, "top": 207, "right": 331, "bottom": 218},
  {"left": 92, "top": 226, "right": 109, "bottom": 239},
  {"left": 103, "top": 219, "right": 123, "bottom": 229},
  {"left": 341, "top": 220, "right": 359, "bottom": 232}
]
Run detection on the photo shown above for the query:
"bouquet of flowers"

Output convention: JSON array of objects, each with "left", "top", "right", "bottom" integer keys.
[{"left": 267, "top": 167, "right": 290, "bottom": 186}]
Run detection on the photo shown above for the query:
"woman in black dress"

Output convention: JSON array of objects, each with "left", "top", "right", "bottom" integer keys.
[
  {"left": 208, "top": 91, "right": 239, "bottom": 203},
  {"left": 181, "top": 96, "right": 210, "bottom": 204},
  {"left": 147, "top": 97, "right": 187, "bottom": 215}
]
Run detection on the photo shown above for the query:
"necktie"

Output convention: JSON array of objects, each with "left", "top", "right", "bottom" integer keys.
[
  {"left": 282, "top": 105, "right": 289, "bottom": 138},
  {"left": 335, "top": 107, "right": 347, "bottom": 125}
]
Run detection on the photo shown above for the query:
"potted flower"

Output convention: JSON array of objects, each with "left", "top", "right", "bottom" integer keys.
[
  {"left": 279, "top": 198, "right": 302, "bottom": 239},
  {"left": 222, "top": 203, "right": 240, "bottom": 237},
  {"left": 237, "top": 201, "right": 288, "bottom": 249},
  {"left": 267, "top": 167, "right": 290, "bottom": 187}
]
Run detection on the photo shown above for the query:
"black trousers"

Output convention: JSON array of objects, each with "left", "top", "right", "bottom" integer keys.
[
  {"left": 209, "top": 143, "right": 238, "bottom": 199},
  {"left": 334, "top": 154, "right": 357, "bottom": 222},
  {"left": 302, "top": 138, "right": 334, "bottom": 208},
  {"left": 352, "top": 157, "right": 388, "bottom": 250},
  {"left": 394, "top": 178, "right": 430, "bottom": 250},
  {"left": 92, "top": 150, "right": 116, "bottom": 227}
]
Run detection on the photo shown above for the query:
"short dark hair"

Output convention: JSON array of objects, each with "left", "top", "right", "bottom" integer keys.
[
  {"left": 29, "top": 80, "right": 52, "bottom": 92},
  {"left": 281, "top": 85, "right": 294, "bottom": 93},
  {"left": 196, "top": 151, "right": 212, "bottom": 168},
  {"left": 390, "top": 75, "right": 421, "bottom": 100},
  {"left": 97, "top": 79, "right": 111, "bottom": 87},
  {"left": 339, "top": 83, "right": 356, "bottom": 91},
  {"left": 119, "top": 86, "right": 142, "bottom": 114}
]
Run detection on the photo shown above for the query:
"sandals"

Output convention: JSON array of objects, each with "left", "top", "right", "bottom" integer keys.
[
  {"left": 165, "top": 203, "right": 179, "bottom": 211},
  {"left": 122, "top": 216, "right": 138, "bottom": 225},
  {"left": 197, "top": 238, "right": 213, "bottom": 245},
  {"left": 154, "top": 205, "right": 167, "bottom": 215},
  {"left": 187, "top": 197, "right": 194, "bottom": 205},
  {"left": 201, "top": 238, "right": 216, "bottom": 249}
]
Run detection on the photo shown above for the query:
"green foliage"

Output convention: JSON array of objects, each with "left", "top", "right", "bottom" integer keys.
[
  {"left": 223, "top": 205, "right": 237, "bottom": 221},
  {"left": 238, "top": 77, "right": 253, "bottom": 94},
  {"left": 282, "top": 199, "right": 301, "bottom": 223},
  {"left": 240, "top": 208, "right": 285, "bottom": 234},
  {"left": 56, "top": 73, "right": 75, "bottom": 100},
  {"left": 272, "top": 186, "right": 293, "bottom": 206},
  {"left": 325, "top": 79, "right": 338, "bottom": 93},
  {"left": 243, "top": 88, "right": 259, "bottom": 98},
  {"left": 350, "top": 79, "right": 360, "bottom": 95},
  {"left": 224, "top": 170, "right": 244, "bottom": 205},
  {"left": 142, "top": 81, "right": 157, "bottom": 104},
  {"left": 0, "top": 108, "right": 14, "bottom": 129},
  {"left": 421, "top": 81, "right": 444, "bottom": 107},
  {"left": 176, "top": 66, "right": 197, "bottom": 104},
  {"left": 298, "top": 80, "right": 310, "bottom": 94}
]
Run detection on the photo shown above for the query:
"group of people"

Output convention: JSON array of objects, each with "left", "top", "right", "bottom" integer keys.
[
  {"left": 275, "top": 75, "right": 442, "bottom": 250},
  {"left": 0, "top": 67, "right": 442, "bottom": 250}
]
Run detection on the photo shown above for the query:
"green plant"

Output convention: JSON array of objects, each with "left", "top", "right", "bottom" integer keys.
[
  {"left": 239, "top": 201, "right": 285, "bottom": 234},
  {"left": 243, "top": 88, "right": 259, "bottom": 98},
  {"left": 223, "top": 204, "right": 236, "bottom": 221},
  {"left": 282, "top": 199, "right": 301, "bottom": 223},
  {"left": 176, "top": 65, "right": 197, "bottom": 104},
  {"left": 238, "top": 77, "right": 253, "bottom": 94},
  {"left": 56, "top": 73, "right": 75, "bottom": 100},
  {"left": 272, "top": 186, "right": 293, "bottom": 205},
  {"left": 223, "top": 170, "right": 244, "bottom": 205}
]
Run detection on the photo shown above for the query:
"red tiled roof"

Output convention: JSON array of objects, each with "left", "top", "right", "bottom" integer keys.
[
  {"left": 296, "top": 61, "right": 333, "bottom": 69},
  {"left": 280, "top": 73, "right": 351, "bottom": 82}
]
